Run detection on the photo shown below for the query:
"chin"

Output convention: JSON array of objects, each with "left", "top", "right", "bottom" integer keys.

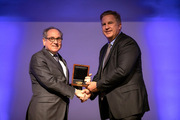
[
  {"left": 105, "top": 34, "right": 112, "bottom": 38},
  {"left": 50, "top": 49, "right": 58, "bottom": 53}
]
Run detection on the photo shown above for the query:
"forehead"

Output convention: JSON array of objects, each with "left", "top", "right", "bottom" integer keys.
[
  {"left": 47, "top": 29, "right": 61, "bottom": 36},
  {"left": 101, "top": 14, "right": 116, "bottom": 22}
]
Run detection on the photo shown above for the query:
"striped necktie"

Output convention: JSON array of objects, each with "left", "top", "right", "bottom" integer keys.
[
  {"left": 54, "top": 54, "right": 59, "bottom": 62},
  {"left": 103, "top": 43, "right": 111, "bottom": 68}
]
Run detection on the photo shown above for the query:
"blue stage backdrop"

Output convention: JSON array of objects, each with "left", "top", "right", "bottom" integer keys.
[
  {"left": 0, "top": 20, "right": 180, "bottom": 120},
  {"left": 0, "top": 0, "right": 180, "bottom": 120}
]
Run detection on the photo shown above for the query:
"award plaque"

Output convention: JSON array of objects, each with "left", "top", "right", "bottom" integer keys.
[{"left": 71, "top": 64, "right": 89, "bottom": 87}]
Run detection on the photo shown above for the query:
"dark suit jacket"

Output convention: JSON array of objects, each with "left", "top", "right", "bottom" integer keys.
[
  {"left": 91, "top": 32, "right": 150, "bottom": 119},
  {"left": 26, "top": 47, "right": 75, "bottom": 120}
]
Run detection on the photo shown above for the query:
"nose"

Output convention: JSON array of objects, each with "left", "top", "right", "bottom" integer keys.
[
  {"left": 105, "top": 24, "right": 109, "bottom": 29},
  {"left": 54, "top": 39, "right": 58, "bottom": 43}
]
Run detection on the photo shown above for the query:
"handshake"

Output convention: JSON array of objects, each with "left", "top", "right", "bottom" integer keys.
[{"left": 75, "top": 74, "right": 97, "bottom": 102}]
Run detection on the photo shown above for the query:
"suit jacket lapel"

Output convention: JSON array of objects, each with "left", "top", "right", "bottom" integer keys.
[
  {"left": 58, "top": 54, "right": 69, "bottom": 82},
  {"left": 42, "top": 48, "right": 64, "bottom": 75},
  {"left": 102, "top": 32, "right": 124, "bottom": 70}
]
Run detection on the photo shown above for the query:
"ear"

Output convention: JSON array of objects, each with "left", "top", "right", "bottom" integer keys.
[
  {"left": 42, "top": 38, "right": 46, "bottom": 46},
  {"left": 118, "top": 23, "right": 122, "bottom": 30}
]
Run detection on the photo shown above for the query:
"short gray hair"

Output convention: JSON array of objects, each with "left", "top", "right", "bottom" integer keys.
[{"left": 43, "top": 26, "right": 63, "bottom": 39}]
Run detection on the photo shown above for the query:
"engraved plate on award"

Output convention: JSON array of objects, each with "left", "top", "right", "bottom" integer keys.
[{"left": 71, "top": 64, "right": 89, "bottom": 87}]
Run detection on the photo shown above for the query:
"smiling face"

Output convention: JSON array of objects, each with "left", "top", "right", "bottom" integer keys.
[
  {"left": 43, "top": 29, "right": 62, "bottom": 54},
  {"left": 101, "top": 14, "right": 122, "bottom": 42}
]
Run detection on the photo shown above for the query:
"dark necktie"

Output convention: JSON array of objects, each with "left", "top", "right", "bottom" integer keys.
[
  {"left": 54, "top": 54, "right": 68, "bottom": 80},
  {"left": 54, "top": 54, "right": 60, "bottom": 63},
  {"left": 103, "top": 43, "right": 111, "bottom": 68}
]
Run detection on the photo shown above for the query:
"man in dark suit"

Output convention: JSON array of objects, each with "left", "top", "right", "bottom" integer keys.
[
  {"left": 86, "top": 10, "right": 150, "bottom": 120},
  {"left": 26, "top": 27, "right": 87, "bottom": 120}
]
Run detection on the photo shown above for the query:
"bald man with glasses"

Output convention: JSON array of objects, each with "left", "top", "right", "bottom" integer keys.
[{"left": 26, "top": 27, "right": 90, "bottom": 120}]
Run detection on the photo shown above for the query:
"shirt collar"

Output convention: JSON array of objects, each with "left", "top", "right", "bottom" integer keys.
[
  {"left": 48, "top": 51, "right": 57, "bottom": 57},
  {"left": 109, "top": 31, "right": 121, "bottom": 46}
]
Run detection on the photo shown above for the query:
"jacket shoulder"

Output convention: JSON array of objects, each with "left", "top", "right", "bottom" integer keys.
[
  {"left": 30, "top": 48, "right": 47, "bottom": 62},
  {"left": 115, "top": 32, "right": 139, "bottom": 47}
]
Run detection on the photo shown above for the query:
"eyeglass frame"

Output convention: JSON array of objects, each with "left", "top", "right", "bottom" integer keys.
[{"left": 45, "top": 37, "right": 63, "bottom": 43}]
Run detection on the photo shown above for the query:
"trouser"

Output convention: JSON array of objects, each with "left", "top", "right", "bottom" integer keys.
[
  {"left": 109, "top": 111, "right": 144, "bottom": 120},
  {"left": 100, "top": 96, "right": 144, "bottom": 120}
]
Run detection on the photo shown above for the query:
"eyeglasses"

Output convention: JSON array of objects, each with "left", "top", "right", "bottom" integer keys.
[{"left": 46, "top": 37, "right": 62, "bottom": 43}]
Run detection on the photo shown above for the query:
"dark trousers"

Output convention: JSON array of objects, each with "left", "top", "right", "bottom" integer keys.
[
  {"left": 100, "top": 97, "right": 144, "bottom": 120},
  {"left": 109, "top": 112, "right": 144, "bottom": 120}
]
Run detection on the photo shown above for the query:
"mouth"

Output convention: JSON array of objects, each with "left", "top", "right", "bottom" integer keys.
[
  {"left": 105, "top": 31, "right": 112, "bottom": 35},
  {"left": 52, "top": 45, "right": 59, "bottom": 48},
  {"left": 52, "top": 45, "right": 58, "bottom": 47},
  {"left": 105, "top": 30, "right": 112, "bottom": 33},
  {"left": 52, "top": 43, "right": 60, "bottom": 47}
]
